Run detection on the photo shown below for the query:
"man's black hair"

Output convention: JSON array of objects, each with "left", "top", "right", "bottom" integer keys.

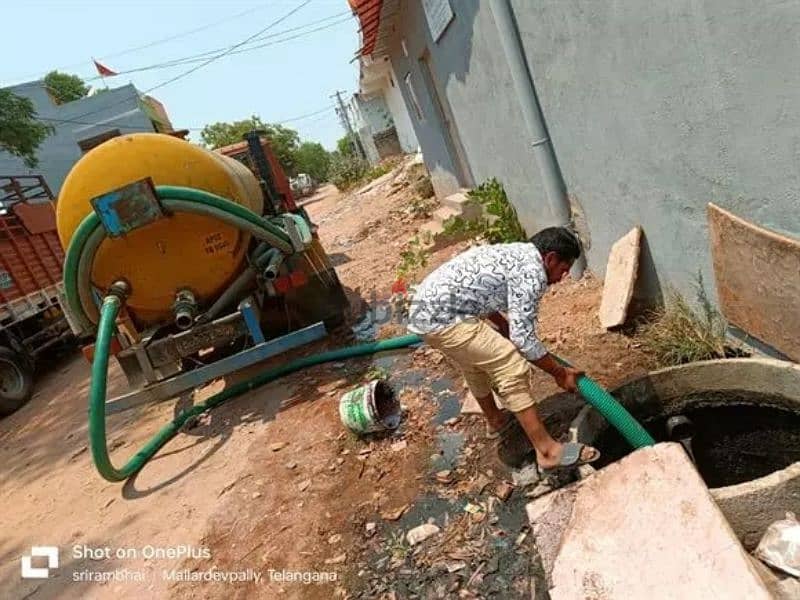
[{"left": 529, "top": 227, "right": 582, "bottom": 262}]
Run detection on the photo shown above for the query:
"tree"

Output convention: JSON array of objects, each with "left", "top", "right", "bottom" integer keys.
[
  {"left": 336, "top": 134, "right": 356, "bottom": 157},
  {"left": 0, "top": 90, "right": 53, "bottom": 167},
  {"left": 44, "top": 71, "right": 89, "bottom": 105},
  {"left": 200, "top": 116, "right": 300, "bottom": 175},
  {"left": 293, "top": 141, "right": 331, "bottom": 182}
]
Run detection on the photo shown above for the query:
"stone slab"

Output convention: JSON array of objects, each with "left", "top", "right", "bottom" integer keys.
[
  {"left": 598, "top": 226, "right": 641, "bottom": 328},
  {"left": 526, "top": 443, "right": 771, "bottom": 599},
  {"left": 708, "top": 203, "right": 800, "bottom": 361}
]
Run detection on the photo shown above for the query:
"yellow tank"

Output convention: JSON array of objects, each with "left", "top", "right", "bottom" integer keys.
[{"left": 57, "top": 133, "right": 264, "bottom": 326}]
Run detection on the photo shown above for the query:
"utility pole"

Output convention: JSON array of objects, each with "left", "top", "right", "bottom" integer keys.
[{"left": 331, "top": 90, "right": 366, "bottom": 160}]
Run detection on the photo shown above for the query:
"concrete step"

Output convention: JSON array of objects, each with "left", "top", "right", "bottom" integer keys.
[
  {"left": 441, "top": 191, "right": 481, "bottom": 220},
  {"left": 432, "top": 205, "right": 461, "bottom": 225}
]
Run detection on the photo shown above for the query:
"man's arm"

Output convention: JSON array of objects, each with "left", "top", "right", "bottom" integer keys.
[
  {"left": 505, "top": 267, "right": 582, "bottom": 393},
  {"left": 531, "top": 353, "right": 583, "bottom": 393}
]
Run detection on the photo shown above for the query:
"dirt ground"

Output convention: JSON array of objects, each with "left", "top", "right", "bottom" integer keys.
[{"left": 0, "top": 159, "right": 651, "bottom": 599}]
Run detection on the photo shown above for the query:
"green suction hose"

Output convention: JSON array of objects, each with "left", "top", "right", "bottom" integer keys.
[
  {"left": 554, "top": 355, "right": 655, "bottom": 448},
  {"left": 88, "top": 291, "right": 422, "bottom": 481},
  {"left": 72, "top": 183, "right": 652, "bottom": 481},
  {"left": 64, "top": 186, "right": 297, "bottom": 332}
]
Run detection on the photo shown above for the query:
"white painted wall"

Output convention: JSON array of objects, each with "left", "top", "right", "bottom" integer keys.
[{"left": 382, "top": 67, "right": 419, "bottom": 153}]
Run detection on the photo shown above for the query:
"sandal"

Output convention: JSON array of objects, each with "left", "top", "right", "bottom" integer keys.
[
  {"left": 485, "top": 411, "right": 515, "bottom": 439},
  {"left": 539, "top": 442, "right": 600, "bottom": 474}
]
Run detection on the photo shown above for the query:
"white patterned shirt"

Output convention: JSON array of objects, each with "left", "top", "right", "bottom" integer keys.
[{"left": 407, "top": 243, "right": 549, "bottom": 361}]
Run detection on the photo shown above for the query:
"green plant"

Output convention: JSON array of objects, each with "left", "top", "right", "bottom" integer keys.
[
  {"left": 442, "top": 178, "right": 527, "bottom": 243},
  {"left": 329, "top": 152, "right": 369, "bottom": 190},
  {"left": 363, "top": 366, "right": 389, "bottom": 381},
  {"left": 640, "top": 274, "right": 739, "bottom": 367},
  {"left": 44, "top": 71, "right": 89, "bottom": 104},
  {"left": 386, "top": 531, "right": 410, "bottom": 561},
  {"left": 396, "top": 235, "right": 430, "bottom": 281}
]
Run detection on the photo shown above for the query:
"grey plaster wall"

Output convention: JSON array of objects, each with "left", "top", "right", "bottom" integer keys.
[
  {"left": 386, "top": 0, "right": 800, "bottom": 306},
  {"left": 386, "top": 1, "right": 565, "bottom": 230},
  {"left": 512, "top": 0, "right": 800, "bottom": 301},
  {"left": 0, "top": 83, "right": 155, "bottom": 197}
]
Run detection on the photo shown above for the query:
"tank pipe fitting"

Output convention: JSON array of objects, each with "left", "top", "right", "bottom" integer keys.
[
  {"left": 173, "top": 289, "right": 198, "bottom": 330},
  {"left": 256, "top": 248, "right": 284, "bottom": 280}
]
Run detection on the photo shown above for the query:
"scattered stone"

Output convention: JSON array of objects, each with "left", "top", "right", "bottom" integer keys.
[
  {"left": 328, "top": 534, "right": 342, "bottom": 545},
  {"left": 511, "top": 463, "right": 540, "bottom": 487},
  {"left": 443, "top": 417, "right": 460, "bottom": 426},
  {"left": 526, "top": 481, "right": 553, "bottom": 499},
  {"left": 435, "top": 470, "right": 452, "bottom": 484},
  {"left": 325, "top": 553, "right": 347, "bottom": 565},
  {"left": 381, "top": 504, "right": 409, "bottom": 521},
  {"left": 336, "top": 457, "right": 345, "bottom": 465},
  {"left": 332, "top": 362, "right": 346, "bottom": 369},
  {"left": 251, "top": 492, "right": 262, "bottom": 499},
  {"left": 494, "top": 481, "right": 514, "bottom": 501},
  {"left": 298, "top": 479, "right": 311, "bottom": 492},
  {"left": 407, "top": 523, "right": 440, "bottom": 546},
  {"left": 391, "top": 440, "right": 408, "bottom": 452},
  {"left": 515, "top": 530, "right": 529, "bottom": 546},
  {"left": 341, "top": 449, "right": 350, "bottom": 455},
  {"left": 446, "top": 561, "right": 467, "bottom": 573},
  {"left": 270, "top": 442, "right": 288, "bottom": 452},
  {"left": 464, "top": 503, "right": 483, "bottom": 515},
  {"left": 285, "top": 461, "right": 297, "bottom": 470},
  {"left": 365, "top": 522, "right": 377, "bottom": 536},
  {"left": 473, "top": 474, "right": 491, "bottom": 494}
]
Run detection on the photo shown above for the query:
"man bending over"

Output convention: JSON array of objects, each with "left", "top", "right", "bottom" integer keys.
[{"left": 407, "top": 227, "right": 599, "bottom": 471}]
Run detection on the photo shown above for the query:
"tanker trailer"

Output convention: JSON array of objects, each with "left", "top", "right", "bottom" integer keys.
[{"left": 57, "top": 131, "right": 349, "bottom": 422}]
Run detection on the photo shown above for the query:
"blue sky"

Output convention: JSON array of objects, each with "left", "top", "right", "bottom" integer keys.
[{"left": 1, "top": 0, "right": 360, "bottom": 149}]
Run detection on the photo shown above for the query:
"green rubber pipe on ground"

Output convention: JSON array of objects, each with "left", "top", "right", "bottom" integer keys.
[{"left": 88, "top": 292, "right": 422, "bottom": 481}]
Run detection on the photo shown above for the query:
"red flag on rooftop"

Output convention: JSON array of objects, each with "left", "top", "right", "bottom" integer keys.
[{"left": 93, "top": 59, "right": 117, "bottom": 77}]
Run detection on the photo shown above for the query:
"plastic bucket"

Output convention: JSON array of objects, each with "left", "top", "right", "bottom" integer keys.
[{"left": 339, "top": 379, "right": 401, "bottom": 434}]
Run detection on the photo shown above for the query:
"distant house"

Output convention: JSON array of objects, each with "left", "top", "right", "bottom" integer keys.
[
  {"left": 352, "top": 54, "right": 419, "bottom": 164},
  {"left": 349, "top": 0, "right": 800, "bottom": 360},
  {"left": 0, "top": 81, "right": 174, "bottom": 196}
]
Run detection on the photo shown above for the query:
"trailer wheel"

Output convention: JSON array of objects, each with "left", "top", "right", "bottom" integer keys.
[{"left": 0, "top": 346, "right": 34, "bottom": 416}]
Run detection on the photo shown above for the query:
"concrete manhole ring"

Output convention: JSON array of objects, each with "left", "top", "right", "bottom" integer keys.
[{"left": 570, "top": 358, "right": 800, "bottom": 549}]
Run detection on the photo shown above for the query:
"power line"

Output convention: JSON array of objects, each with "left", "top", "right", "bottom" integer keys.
[
  {"left": 6, "top": 3, "right": 276, "bottom": 85},
  {"left": 83, "top": 12, "right": 352, "bottom": 82},
  {"left": 37, "top": 104, "right": 335, "bottom": 131},
  {"left": 59, "top": 1, "right": 314, "bottom": 125},
  {"left": 145, "top": 0, "right": 313, "bottom": 94}
]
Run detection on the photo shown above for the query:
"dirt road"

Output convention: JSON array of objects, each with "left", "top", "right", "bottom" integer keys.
[{"left": 0, "top": 162, "right": 651, "bottom": 599}]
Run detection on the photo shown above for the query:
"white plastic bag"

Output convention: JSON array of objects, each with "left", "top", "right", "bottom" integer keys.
[{"left": 754, "top": 512, "right": 800, "bottom": 577}]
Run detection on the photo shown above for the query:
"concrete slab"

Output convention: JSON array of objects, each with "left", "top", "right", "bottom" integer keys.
[
  {"left": 598, "top": 226, "right": 641, "bottom": 329},
  {"left": 708, "top": 203, "right": 800, "bottom": 361},
  {"left": 526, "top": 443, "right": 771, "bottom": 599}
]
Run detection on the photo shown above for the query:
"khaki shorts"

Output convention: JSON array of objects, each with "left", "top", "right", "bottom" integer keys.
[{"left": 423, "top": 319, "right": 535, "bottom": 413}]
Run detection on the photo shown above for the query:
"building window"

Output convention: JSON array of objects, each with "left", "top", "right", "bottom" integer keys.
[
  {"left": 404, "top": 72, "right": 424, "bottom": 121},
  {"left": 77, "top": 129, "right": 121, "bottom": 153}
]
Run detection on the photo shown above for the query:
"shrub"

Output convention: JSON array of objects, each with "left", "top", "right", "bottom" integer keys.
[
  {"left": 442, "top": 178, "right": 527, "bottom": 243},
  {"left": 640, "top": 275, "right": 745, "bottom": 367},
  {"left": 329, "top": 152, "right": 368, "bottom": 190}
]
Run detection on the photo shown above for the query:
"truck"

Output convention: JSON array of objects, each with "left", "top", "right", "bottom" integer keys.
[{"left": 0, "top": 176, "right": 73, "bottom": 415}]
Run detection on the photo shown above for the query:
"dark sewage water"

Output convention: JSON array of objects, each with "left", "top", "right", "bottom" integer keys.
[{"left": 593, "top": 396, "right": 800, "bottom": 488}]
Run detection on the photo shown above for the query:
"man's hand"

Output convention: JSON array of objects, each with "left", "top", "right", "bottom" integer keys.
[{"left": 554, "top": 366, "right": 584, "bottom": 393}]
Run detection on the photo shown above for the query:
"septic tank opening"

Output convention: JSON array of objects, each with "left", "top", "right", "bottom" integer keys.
[{"left": 593, "top": 392, "right": 800, "bottom": 488}]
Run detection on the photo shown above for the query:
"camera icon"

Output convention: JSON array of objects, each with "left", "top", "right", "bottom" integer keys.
[{"left": 21, "top": 546, "right": 59, "bottom": 579}]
